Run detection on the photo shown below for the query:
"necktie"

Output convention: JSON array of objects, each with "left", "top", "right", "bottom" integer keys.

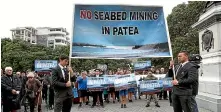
[
  {"left": 175, "top": 64, "right": 182, "bottom": 76},
  {"left": 63, "top": 68, "right": 67, "bottom": 79}
]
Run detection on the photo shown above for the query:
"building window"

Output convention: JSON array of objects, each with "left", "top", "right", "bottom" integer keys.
[
  {"left": 16, "top": 31, "right": 20, "bottom": 34},
  {"left": 56, "top": 29, "right": 61, "bottom": 31},
  {"left": 48, "top": 40, "right": 54, "bottom": 44},
  {"left": 55, "top": 39, "right": 61, "bottom": 43},
  {"left": 50, "top": 29, "right": 55, "bottom": 32}
]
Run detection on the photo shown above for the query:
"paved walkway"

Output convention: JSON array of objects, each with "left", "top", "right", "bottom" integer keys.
[{"left": 37, "top": 97, "right": 212, "bottom": 112}]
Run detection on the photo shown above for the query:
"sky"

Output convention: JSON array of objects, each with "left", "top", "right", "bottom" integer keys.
[{"left": 0, "top": 0, "right": 187, "bottom": 38}]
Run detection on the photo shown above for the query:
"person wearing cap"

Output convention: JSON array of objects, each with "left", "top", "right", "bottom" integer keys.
[
  {"left": 26, "top": 72, "right": 43, "bottom": 112},
  {"left": 144, "top": 71, "right": 160, "bottom": 108},
  {"left": 1, "top": 67, "right": 22, "bottom": 112}
]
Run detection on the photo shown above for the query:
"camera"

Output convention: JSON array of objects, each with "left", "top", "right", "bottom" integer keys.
[{"left": 189, "top": 54, "right": 202, "bottom": 64}]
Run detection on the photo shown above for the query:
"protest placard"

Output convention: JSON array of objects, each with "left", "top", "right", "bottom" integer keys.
[
  {"left": 87, "top": 77, "right": 107, "bottom": 91},
  {"left": 114, "top": 74, "right": 137, "bottom": 91},
  {"left": 72, "top": 5, "right": 172, "bottom": 59},
  {"left": 140, "top": 80, "right": 163, "bottom": 94},
  {"left": 162, "top": 77, "right": 173, "bottom": 91}
]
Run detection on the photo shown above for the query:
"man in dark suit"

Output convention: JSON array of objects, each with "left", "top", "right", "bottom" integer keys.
[
  {"left": 169, "top": 51, "right": 198, "bottom": 112},
  {"left": 52, "top": 55, "right": 75, "bottom": 112},
  {"left": 91, "top": 69, "right": 104, "bottom": 108}
]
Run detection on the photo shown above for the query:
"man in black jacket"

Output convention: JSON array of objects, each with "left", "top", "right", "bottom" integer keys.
[
  {"left": 91, "top": 69, "right": 104, "bottom": 108},
  {"left": 1, "top": 67, "right": 21, "bottom": 112},
  {"left": 52, "top": 55, "right": 75, "bottom": 112},
  {"left": 169, "top": 51, "right": 198, "bottom": 112}
]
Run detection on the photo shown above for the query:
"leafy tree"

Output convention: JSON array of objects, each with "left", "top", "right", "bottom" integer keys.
[
  {"left": 137, "top": 1, "right": 206, "bottom": 68},
  {"left": 167, "top": 1, "right": 206, "bottom": 57}
]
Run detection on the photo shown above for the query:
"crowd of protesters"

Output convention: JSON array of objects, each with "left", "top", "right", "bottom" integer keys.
[
  {"left": 1, "top": 68, "right": 55, "bottom": 112},
  {"left": 1, "top": 65, "right": 171, "bottom": 112},
  {"left": 1, "top": 51, "right": 200, "bottom": 112}
]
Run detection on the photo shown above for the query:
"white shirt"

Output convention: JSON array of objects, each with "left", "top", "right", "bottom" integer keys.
[
  {"left": 59, "top": 64, "right": 65, "bottom": 79},
  {"left": 175, "top": 61, "right": 189, "bottom": 76},
  {"left": 181, "top": 61, "right": 189, "bottom": 67}
]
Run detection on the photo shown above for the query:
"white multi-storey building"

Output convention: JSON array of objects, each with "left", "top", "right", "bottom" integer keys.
[
  {"left": 11, "top": 27, "right": 70, "bottom": 48},
  {"left": 36, "top": 27, "right": 70, "bottom": 48},
  {"left": 11, "top": 27, "right": 37, "bottom": 44}
]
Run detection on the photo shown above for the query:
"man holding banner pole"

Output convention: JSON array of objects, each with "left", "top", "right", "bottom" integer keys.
[
  {"left": 170, "top": 51, "right": 198, "bottom": 112},
  {"left": 52, "top": 55, "right": 75, "bottom": 112}
]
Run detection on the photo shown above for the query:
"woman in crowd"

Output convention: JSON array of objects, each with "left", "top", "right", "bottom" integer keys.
[
  {"left": 108, "top": 70, "right": 116, "bottom": 103},
  {"left": 127, "top": 70, "right": 135, "bottom": 102},
  {"left": 42, "top": 75, "right": 50, "bottom": 104},
  {"left": 159, "top": 67, "right": 168, "bottom": 100},
  {"left": 119, "top": 69, "right": 128, "bottom": 108},
  {"left": 115, "top": 69, "right": 120, "bottom": 102},
  {"left": 25, "top": 72, "right": 43, "bottom": 112},
  {"left": 48, "top": 72, "right": 54, "bottom": 110}
]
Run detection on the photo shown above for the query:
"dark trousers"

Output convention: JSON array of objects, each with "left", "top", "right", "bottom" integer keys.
[
  {"left": 87, "top": 96, "right": 90, "bottom": 101},
  {"left": 169, "top": 91, "right": 172, "bottom": 104},
  {"left": 49, "top": 88, "right": 54, "bottom": 107},
  {"left": 92, "top": 92, "right": 103, "bottom": 106},
  {"left": 104, "top": 94, "right": 108, "bottom": 101},
  {"left": 172, "top": 93, "right": 192, "bottom": 112},
  {"left": 115, "top": 91, "right": 120, "bottom": 101},
  {"left": 159, "top": 90, "right": 168, "bottom": 99},
  {"left": 28, "top": 98, "right": 41, "bottom": 112},
  {"left": 137, "top": 86, "right": 141, "bottom": 99},
  {"left": 54, "top": 98, "right": 72, "bottom": 112},
  {"left": 191, "top": 96, "right": 198, "bottom": 112},
  {"left": 2, "top": 100, "right": 14, "bottom": 112},
  {"left": 42, "top": 87, "right": 48, "bottom": 102}
]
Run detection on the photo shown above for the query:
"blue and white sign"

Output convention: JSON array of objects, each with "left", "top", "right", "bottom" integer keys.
[
  {"left": 114, "top": 74, "right": 137, "bottom": 90},
  {"left": 162, "top": 77, "right": 173, "bottom": 90},
  {"left": 134, "top": 61, "right": 151, "bottom": 70},
  {"left": 34, "top": 60, "right": 57, "bottom": 71},
  {"left": 140, "top": 80, "right": 163, "bottom": 93},
  {"left": 103, "top": 75, "right": 116, "bottom": 85},
  {"left": 87, "top": 77, "right": 108, "bottom": 89},
  {"left": 72, "top": 5, "right": 172, "bottom": 59}
]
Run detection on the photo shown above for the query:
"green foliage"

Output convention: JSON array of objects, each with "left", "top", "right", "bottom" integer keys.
[
  {"left": 136, "top": 1, "right": 206, "bottom": 67},
  {"left": 1, "top": 38, "right": 69, "bottom": 72},
  {"left": 1, "top": 38, "right": 132, "bottom": 72},
  {"left": 167, "top": 1, "right": 206, "bottom": 63}
]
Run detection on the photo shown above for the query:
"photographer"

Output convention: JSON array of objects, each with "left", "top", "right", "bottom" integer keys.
[{"left": 189, "top": 54, "right": 201, "bottom": 112}]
